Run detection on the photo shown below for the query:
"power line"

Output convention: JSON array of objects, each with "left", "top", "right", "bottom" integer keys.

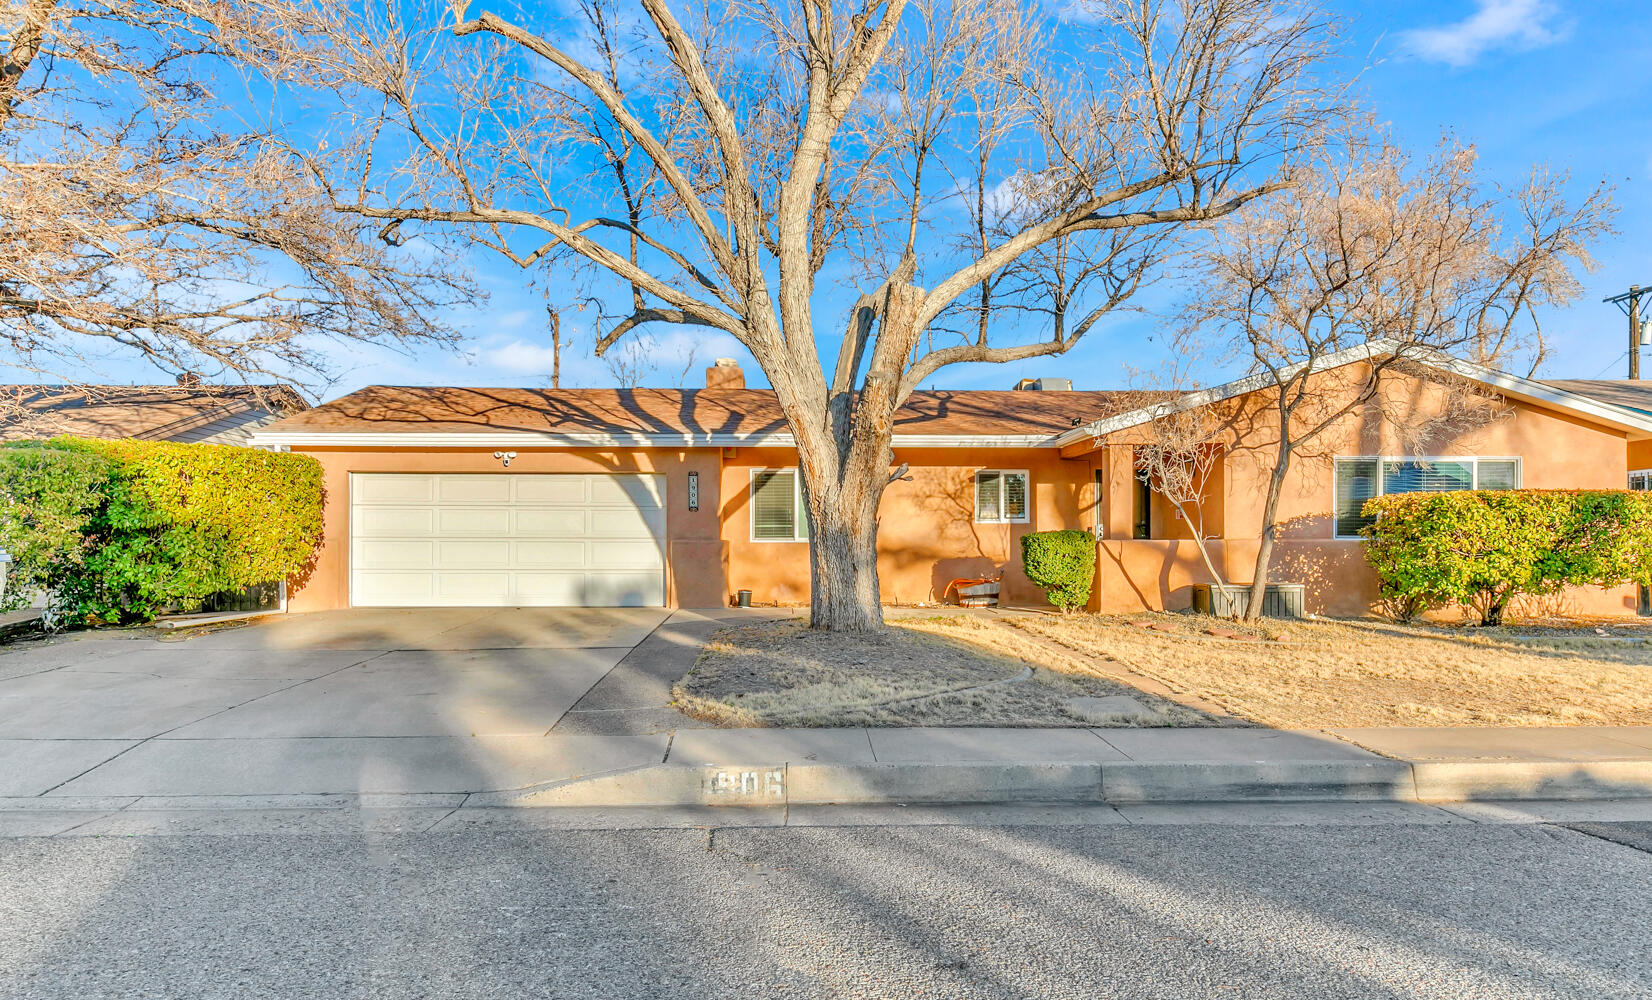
[{"left": 1590, "top": 349, "right": 1630, "bottom": 379}]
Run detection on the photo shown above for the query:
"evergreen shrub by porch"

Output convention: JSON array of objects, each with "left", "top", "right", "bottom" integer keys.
[
  {"left": 1360, "top": 490, "right": 1652, "bottom": 625},
  {"left": 0, "top": 438, "right": 324, "bottom": 623},
  {"left": 1020, "top": 529, "right": 1096, "bottom": 611}
]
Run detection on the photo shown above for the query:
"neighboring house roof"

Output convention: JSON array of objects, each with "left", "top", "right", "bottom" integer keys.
[
  {"left": 1052, "top": 340, "right": 1652, "bottom": 450},
  {"left": 1541, "top": 379, "right": 1652, "bottom": 417},
  {"left": 0, "top": 385, "right": 309, "bottom": 446},
  {"left": 252, "top": 386, "right": 1136, "bottom": 448}
]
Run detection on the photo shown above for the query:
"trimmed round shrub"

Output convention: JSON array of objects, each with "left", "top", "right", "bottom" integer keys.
[
  {"left": 1361, "top": 489, "right": 1652, "bottom": 625},
  {"left": 0, "top": 437, "right": 325, "bottom": 623},
  {"left": 1020, "top": 529, "right": 1096, "bottom": 611}
]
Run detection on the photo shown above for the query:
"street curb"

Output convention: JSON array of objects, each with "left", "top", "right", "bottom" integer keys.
[
  {"left": 470, "top": 757, "right": 1652, "bottom": 808},
  {"left": 15, "top": 761, "right": 1652, "bottom": 813},
  {"left": 1411, "top": 761, "right": 1652, "bottom": 802},
  {"left": 1100, "top": 760, "right": 1415, "bottom": 803}
]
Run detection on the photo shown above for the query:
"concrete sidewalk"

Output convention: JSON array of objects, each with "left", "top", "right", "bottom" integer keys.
[
  {"left": 482, "top": 724, "right": 1652, "bottom": 808},
  {"left": 10, "top": 724, "right": 1652, "bottom": 813}
]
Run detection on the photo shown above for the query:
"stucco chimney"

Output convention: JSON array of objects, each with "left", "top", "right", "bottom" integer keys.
[{"left": 706, "top": 358, "right": 745, "bottom": 389}]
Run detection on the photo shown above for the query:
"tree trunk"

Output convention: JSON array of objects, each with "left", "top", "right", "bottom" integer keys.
[
  {"left": 1245, "top": 444, "right": 1292, "bottom": 621},
  {"left": 806, "top": 492, "right": 884, "bottom": 631},
  {"left": 1169, "top": 498, "right": 1233, "bottom": 613},
  {"left": 1480, "top": 587, "right": 1512, "bottom": 626}
]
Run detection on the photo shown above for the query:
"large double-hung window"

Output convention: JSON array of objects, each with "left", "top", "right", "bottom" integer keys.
[{"left": 1333, "top": 456, "right": 1520, "bottom": 538}]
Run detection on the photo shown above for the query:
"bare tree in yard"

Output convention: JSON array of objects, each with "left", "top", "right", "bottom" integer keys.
[
  {"left": 1177, "top": 136, "right": 1615, "bottom": 620},
  {"left": 1128, "top": 390, "right": 1236, "bottom": 606},
  {"left": 234, "top": 0, "right": 1339, "bottom": 630},
  {"left": 0, "top": 0, "right": 470, "bottom": 393}
]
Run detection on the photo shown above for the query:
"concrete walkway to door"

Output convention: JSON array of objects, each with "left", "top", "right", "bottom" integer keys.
[{"left": 0, "top": 607, "right": 745, "bottom": 802}]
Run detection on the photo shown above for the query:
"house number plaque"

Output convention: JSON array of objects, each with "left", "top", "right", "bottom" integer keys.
[{"left": 688, "top": 471, "right": 699, "bottom": 511}]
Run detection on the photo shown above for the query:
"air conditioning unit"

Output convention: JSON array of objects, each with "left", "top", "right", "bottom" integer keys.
[{"left": 1191, "top": 583, "right": 1305, "bottom": 619}]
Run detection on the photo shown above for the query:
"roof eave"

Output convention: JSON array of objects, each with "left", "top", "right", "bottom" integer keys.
[{"left": 248, "top": 430, "right": 1067, "bottom": 449}]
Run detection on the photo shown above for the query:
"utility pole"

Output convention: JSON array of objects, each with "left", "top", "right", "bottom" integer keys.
[
  {"left": 1606, "top": 284, "right": 1652, "bottom": 380},
  {"left": 548, "top": 305, "right": 562, "bottom": 389}
]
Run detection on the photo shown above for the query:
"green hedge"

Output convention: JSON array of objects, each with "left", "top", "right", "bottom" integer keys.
[
  {"left": 0, "top": 438, "right": 324, "bottom": 623},
  {"left": 1020, "top": 529, "right": 1096, "bottom": 611},
  {"left": 1360, "top": 490, "right": 1652, "bottom": 625},
  {"left": 0, "top": 445, "right": 114, "bottom": 610}
]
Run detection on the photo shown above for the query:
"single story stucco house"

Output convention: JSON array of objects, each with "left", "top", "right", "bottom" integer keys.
[{"left": 250, "top": 345, "right": 1652, "bottom": 617}]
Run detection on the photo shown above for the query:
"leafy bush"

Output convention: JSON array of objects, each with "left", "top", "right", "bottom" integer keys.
[
  {"left": 1020, "top": 529, "right": 1096, "bottom": 611},
  {"left": 0, "top": 438, "right": 324, "bottom": 623},
  {"left": 1361, "top": 490, "right": 1652, "bottom": 625},
  {"left": 0, "top": 444, "right": 115, "bottom": 611}
]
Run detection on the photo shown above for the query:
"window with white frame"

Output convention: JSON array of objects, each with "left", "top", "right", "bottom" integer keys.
[
  {"left": 1333, "top": 456, "right": 1521, "bottom": 538},
  {"left": 975, "top": 470, "right": 1029, "bottom": 523},
  {"left": 750, "top": 469, "right": 809, "bottom": 541}
]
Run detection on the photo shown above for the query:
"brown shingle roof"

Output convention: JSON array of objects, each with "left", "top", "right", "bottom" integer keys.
[
  {"left": 1543, "top": 379, "right": 1652, "bottom": 416},
  {"left": 0, "top": 385, "right": 308, "bottom": 442},
  {"left": 258, "top": 386, "right": 1132, "bottom": 440}
]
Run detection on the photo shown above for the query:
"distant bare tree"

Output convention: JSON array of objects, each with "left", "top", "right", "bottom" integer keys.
[
  {"left": 1178, "top": 136, "right": 1614, "bottom": 619},
  {"left": 602, "top": 335, "right": 654, "bottom": 388},
  {"left": 0, "top": 0, "right": 472, "bottom": 389},
  {"left": 230, "top": 0, "right": 1342, "bottom": 630}
]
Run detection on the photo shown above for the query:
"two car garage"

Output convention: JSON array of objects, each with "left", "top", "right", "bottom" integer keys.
[{"left": 348, "top": 473, "right": 668, "bottom": 608}]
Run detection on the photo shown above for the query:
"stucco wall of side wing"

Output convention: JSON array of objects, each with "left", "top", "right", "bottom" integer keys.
[
  {"left": 719, "top": 447, "right": 1099, "bottom": 608},
  {"left": 282, "top": 447, "right": 728, "bottom": 611},
  {"left": 1090, "top": 364, "right": 1639, "bottom": 617},
  {"left": 1630, "top": 439, "right": 1652, "bottom": 472},
  {"left": 1212, "top": 365, "right": 1632, "bottom": 537}
]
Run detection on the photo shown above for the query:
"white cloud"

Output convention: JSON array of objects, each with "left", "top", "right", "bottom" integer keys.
[
  {"left": 468, "top": 326, "right": 753, "bottom": 388},
  {"left": 478, "top": 339, "right": 566, "bottom": 376},
  {"left": 1400, "top": 0, "right": 1567, "bottom": 67}
]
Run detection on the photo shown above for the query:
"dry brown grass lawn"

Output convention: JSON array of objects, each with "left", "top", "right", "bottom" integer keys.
[
  {"left": 1005, "top": 613, "right": 1652, "bottom": 729},
  {"left": 676, "top": 611, "right": 1652, "bottom": 729},
  {"left": 673, "top": 617, "right": 1215, "bottom": 728}
]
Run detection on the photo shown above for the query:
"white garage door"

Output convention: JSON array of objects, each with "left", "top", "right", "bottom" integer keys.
[{"left": 349, "top": 474, "right": 666, "bottom": 607}]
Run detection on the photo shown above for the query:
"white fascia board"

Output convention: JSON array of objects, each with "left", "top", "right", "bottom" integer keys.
[
  {"left": 250, "top": 430, "right": 777, "bottom": 449},
  {"left": 893, "top": 434, "right": 1062, "bottom": 448},
  {"left": 249, "top": 430, "right": 1066, "bottom": 449}
]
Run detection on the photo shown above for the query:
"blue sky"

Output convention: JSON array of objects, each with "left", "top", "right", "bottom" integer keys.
[{"left": 61, "top": 0, "right": 1652, "bottom": 398}]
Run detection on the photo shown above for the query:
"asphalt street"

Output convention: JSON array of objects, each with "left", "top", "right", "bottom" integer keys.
[{"left": 2, "top": 818, "right": 1649, "bottom": 999}]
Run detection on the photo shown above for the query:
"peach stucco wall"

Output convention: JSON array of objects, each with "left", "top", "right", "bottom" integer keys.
[
  {"left": 284, "top": 442, "right": 1098, "bottom": 612},
  {"left": 719, "top": 447, "right": 1097, "bottom": 607},
  {"left": 1089, "top": 364, "right": 1639, "bottom": 616}
]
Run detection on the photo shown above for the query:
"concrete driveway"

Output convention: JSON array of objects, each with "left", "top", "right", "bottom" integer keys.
[{"left": 0, "top": 608, "right": 715, "bottom": 800}]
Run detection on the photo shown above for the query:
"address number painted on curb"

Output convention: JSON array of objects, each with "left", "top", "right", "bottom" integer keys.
[{"left": 706, "top": 768, "right": 785, "bottom": 798}]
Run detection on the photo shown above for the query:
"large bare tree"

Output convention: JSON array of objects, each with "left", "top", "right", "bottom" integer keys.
[
  {"left": 1177, "top": 136, "right": 1614, "bottom": 619},
  {"left": 0, "top": 0, "right": 471, "bottom": 389},
  {"left": 234, "top": 0, "right": 1339, "bottom": 630}
]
